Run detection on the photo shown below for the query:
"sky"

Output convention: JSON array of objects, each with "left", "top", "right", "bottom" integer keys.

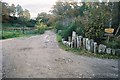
[{"left": 3, "top": 0, "right": 57, "bottom": 18}]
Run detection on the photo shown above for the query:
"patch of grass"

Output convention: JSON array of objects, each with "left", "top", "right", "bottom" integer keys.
[
  {"left": 56, "top": 34, "right": 119, "bottom": 59},
  {"left": 0, "top": 29, "right": 45, "bottom": 40},
  {"left": 56, "top": 34, "right": 62, "bottom": 42},
  {"left": 0, "top": 30, "right": 23, "bottom": 39}
]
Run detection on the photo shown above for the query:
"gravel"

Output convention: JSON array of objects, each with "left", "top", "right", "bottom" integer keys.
[{"left": 1, "top": 30, "right": 118, "bottom": 78}]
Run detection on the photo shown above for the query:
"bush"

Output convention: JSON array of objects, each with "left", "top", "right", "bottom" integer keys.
[
  {"left": 60, "top": 22, "right": 77, "bottom": 40},
  {"left": 76, "top": 24, "right": 84, "bottom": 36},
  {"left": 103, "top": 37, "right": 120, "bottom": 49},
  {"left": 35, "top": 22, "right": 47, "bottom": 34},
  {"left": 55, "top": 21, "right": 64, "bottom": 32},
  {"left": 56, "top": 34, "right": 62, "bottom": 42}
]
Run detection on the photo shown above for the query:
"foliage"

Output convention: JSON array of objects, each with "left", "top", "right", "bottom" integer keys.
[
  {"left": 1, "top": 1, "right": 31, "bottom": 26},
  {"left": 9, "top": 4, "right": 16, "bottom": 16},
  {"left": 54, "top": 21, "right": 64, "bottom": 31},
  {"left": 60, "top": 22, "right": 77, "bottom": 40},
  {"left": 103, "top": 37, "right": 120, "bottom": 49},
  {"left": 36, "top": 12, "right": 48, "bottom": 24},
  {"left": 56, "top": 34, "right": 62, "bottom": 42},
  {"left": 16, "top": 4, "right": 23, "bottom": 17},
  {"left": 84, "top": 3, "right": 109, "bottom": 39},
  {"left": 35, "top": 22, "right": 47, "bottom": 34},
  {"left": 52, "top": 1, "right": 119, "bottom": 43}
]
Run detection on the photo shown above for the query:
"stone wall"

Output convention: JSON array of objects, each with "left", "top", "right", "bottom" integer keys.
[{"left": 61, "top": 31, "right": 120, "bottom": 56}]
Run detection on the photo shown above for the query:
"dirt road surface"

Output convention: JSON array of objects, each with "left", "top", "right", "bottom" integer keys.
[{"left": 1, "top": 30, "right": 118, "bottom": 78}]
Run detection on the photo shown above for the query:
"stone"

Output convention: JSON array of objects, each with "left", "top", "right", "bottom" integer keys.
[
  {"left": 85, "top": 38, "right": 89, "bottom": 50},
  {"left": 72, "top": 31, "right": 77, "bottom": 48},
  {"left": 86, "top": 39, "right": 91, "bottom": 51},
  {"left": 106, "top": 48, "right": 112, "bottom": 54},
  {"left": 83, "top": 38, "right": 86, "bottom": 49},
  {"left": 115, "top": 49, "right": 120, "bottom": 56},
  {"left": 73, "top": 38, "right": 77, "bottom": 48},
  {"left": 78, "top": 36, "right": 83, "bottom": 47},
  {"left": 90, "top": 39, "right": 94, "bottom": 52},
  {"left": 98, "top": 44, "right": 106, "bottom": 53},
  {"left": 71, "top": 42, "right": 73, "bottom": 48},
  {"left": 72, "top": 31, "right": 77, "bottom": 37},
  {"left": 112, "top": 49, "right": 116, "bottom": 55},
  {"left": 94, "top": 42, "right": 97, "bottom": 53},
  {"left": 63, "top": 41, "right": 67, "bottom": 45},
  {"left": 77, "top": 36, "right": 80, "bottom": 48},
  {"left": 68, "top": 36, "right": 71, "bottom": 42},
  {"left": 68, "top": 42, "right": 71, "bottom": 47},
  {"left": 66, "top": 42, "right": 71, "bottom": 47},
  {"left": 62, "top": 39, "right": 65, "bottom": 43}
]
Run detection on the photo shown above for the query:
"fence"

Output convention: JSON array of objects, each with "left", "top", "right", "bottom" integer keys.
[{"left": 61, "top": 31, "right": 120, "bottom": 56}]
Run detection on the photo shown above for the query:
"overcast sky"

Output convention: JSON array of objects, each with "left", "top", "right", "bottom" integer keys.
[{"left": 3, "top": 0, "right": 57, "bottom": 18}]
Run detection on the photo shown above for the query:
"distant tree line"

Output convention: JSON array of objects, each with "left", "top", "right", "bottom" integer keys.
[{"left": 0, "top": 1, "right": 36, "bottom": 27}]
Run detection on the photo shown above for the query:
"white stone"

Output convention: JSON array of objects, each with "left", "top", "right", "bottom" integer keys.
[
  {"left": 68, "top": 36, "right": 71, "bottom": 42},
  {"left": 83, "top": 38, "right": 86, "bottom": 49},
  {"left": 79, "top": 36, "right": 83, "bottom": 47},
  {"left": 90, "top": 39, "right": 94, "bottom": 52},
  {"left": 86, "top": 39, "right": 91, "bottom": 51},
  {"left": 85, "top": 38, "right": 89, "bottom": 50},
  {"left": 72, "top": 31, "right": 77, "bottom": 48},
  {"left": 94, "top": 42, "right": 97, "bottom": 53},
  {"left": 112, "top": 49, "right": 116, "bottom": 55},
  {"left": 106, "top": 48, "right": 112, "bottom": 54},
  {"left": 71, "top": 42, "right": 73, "bottom": 48},
  {"left": 98, "top": 44, "right": 106, "bottom": 53},
  {"left": 115, "top": 49, "right": 120, "bottom": 56},
  {"left": 72, "top": 31, "right": 76, "bottom": 37},
  {"left": 62, "top": 39, "right": 65, "bottom": 43},
  {"left": 77, "top": 36, "right": 80, "bottom": 48}
]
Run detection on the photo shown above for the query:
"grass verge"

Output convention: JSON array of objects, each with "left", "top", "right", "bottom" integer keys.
[
  {"left": 0, "top": 30, "right": 45, "bottom": 40},
  {"left": 56, "top": 34, "right": 119, "bottom": 59}
]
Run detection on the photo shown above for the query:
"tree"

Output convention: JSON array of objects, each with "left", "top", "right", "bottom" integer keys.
[
  {"left": 19, "top": 9, "right": 31, "bottom": 34},
  {"left": 2, "top": 2, "right": 10, "bottom": 16},
  {"left": 36, "top": 12, "right": 48, "bottom": 23},
  {"left": 0, "top": 1, "right": 2, "bottom": 23},
  {"left": 23, "top": 9, "right": 31, "bottom": 20},
  {"left": 9, "top": 4, "right": 16, "bottom": 16},
  {"left": 16, "top": 4, "right": 23, "bottom": 17},
  {"left": 2, "top": 1, "right": 10, "bottom": 22}
]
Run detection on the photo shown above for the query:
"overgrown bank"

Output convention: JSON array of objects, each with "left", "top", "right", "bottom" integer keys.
[{"left": 56, "top": 34, "right": 119, "bottom": 59}]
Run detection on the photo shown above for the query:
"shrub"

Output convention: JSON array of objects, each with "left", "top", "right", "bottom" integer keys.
[
  {"left": 103, "top": 37, "right": 120, "bottom": 49},
  {"left": 35, "top": 22, "right": 47, "bottom": 34},
  {"left": 56, "top": 34, "right": 62, "bottom": 42},
  {"left": 61, "top": 22, "right": 77, "bottom": 40},
  {"left": 55, "top": 21, "right": 64, "bottom": 32}
]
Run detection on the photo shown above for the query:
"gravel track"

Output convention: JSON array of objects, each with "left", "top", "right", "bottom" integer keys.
[{"left": 1, "top": 30, "right": 118, "bottom": 78}]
